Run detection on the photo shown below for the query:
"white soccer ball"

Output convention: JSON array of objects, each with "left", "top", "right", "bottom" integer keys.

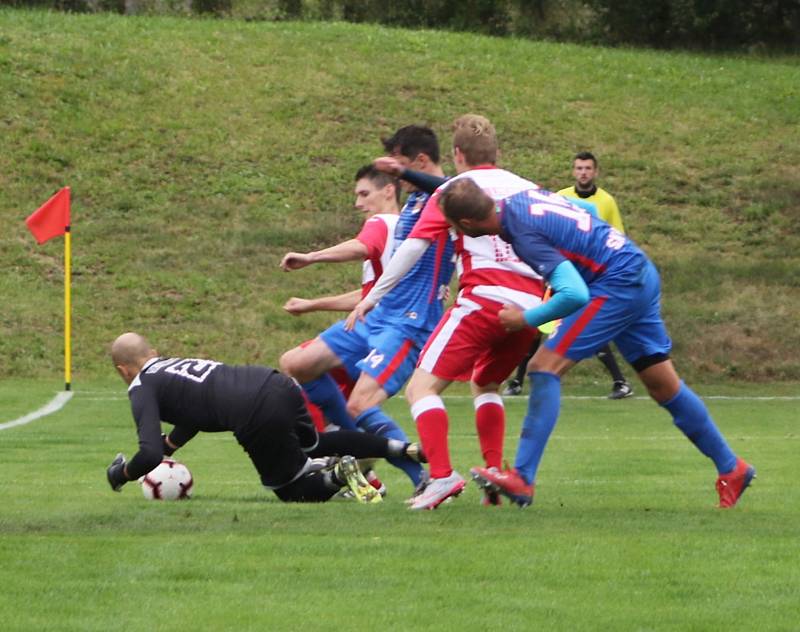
[{"left": 140, "top": 459, "right": 194, "bottom": 500}]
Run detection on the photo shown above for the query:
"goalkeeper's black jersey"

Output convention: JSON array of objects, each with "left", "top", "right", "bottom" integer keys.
[{"left": 126, "top": 357, "right": 280, "bottom": 479}]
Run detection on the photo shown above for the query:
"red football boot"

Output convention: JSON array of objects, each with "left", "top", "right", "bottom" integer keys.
[
  {"left": 716, "top": 458, "right": 756, "bottom": 508},
  {"left": 470, "top": 466, "right": 534, "bottom": 507}
]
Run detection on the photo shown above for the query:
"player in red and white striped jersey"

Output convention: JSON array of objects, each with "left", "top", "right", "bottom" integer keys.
[
  {"left": 348, "top": 115, "right": 547, "bottom": 509},
  {"left": 279, "top": 164, "right": 428, "bottom": 491},
  {"left": 280, "top": 164, "right": 400, "bottom": 433}
]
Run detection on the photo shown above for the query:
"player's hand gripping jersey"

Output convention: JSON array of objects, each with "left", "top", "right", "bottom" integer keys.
[
  {"left": 411, "top": 168, "right": 545, "bottom": 309},
  {"left": 368, "top": 191, "right": 455, "bottom": 331}
]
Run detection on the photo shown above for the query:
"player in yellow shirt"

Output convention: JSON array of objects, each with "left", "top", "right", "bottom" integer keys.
[
  {"left": 558, "top": 151, "right": 624, "bottom": 230},
  {"left": 558, "top": 151, "right": 633, "bottom": 400}
]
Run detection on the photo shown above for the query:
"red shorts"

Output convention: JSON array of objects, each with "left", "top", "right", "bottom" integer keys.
[{"left": 417, "top": 295, "right": 539, "bottom": 387}]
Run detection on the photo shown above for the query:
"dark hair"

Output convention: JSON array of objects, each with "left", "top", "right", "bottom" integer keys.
[
  {"left": 440, "top": 178, "right": 494, "bottom": 223},
  {"left": 574, "top": 151, "right": 597, "bottom": 166},
  {"left": 381, "top": 125, "right": 440, "bottom": 165},
  {"left": 354, "top": 165, "right": 400, "bottom": 203}
]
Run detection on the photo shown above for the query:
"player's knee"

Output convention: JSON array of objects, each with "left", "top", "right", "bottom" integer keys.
[
  {"left": 345, "top": 397, "right": 366, "bottom": 419},
  {"left": 643, "top": 379, "right": 680, "bottom": 404},
  {"left": 404, "top": 370, "right": 429, "bottom": 403},
  {"left": 632, "top": 353, "right": 677, "bottom": 403},
  {"left": 279, "top": 348, "right": 316, "bottom": 382},
  {"left": 528, "top": 357, "right": 556, "bottom": 374},
  {"left": 528, "top": 347, "right": 572, "bottom": 376},
  {"left": 405, "top": 381, "right": 423, "bottom": 405},
  {"left": 278, "top": 348, "right": 297, "bottom": 375}
]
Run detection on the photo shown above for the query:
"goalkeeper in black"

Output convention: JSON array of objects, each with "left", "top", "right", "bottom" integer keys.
[{"left": 106, "top": 332, "right": 424, "bottom": 503}]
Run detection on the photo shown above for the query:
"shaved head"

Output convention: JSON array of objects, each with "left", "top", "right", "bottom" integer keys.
[{"left": 111, "top": 332, "right": 157, "bottom": 371}]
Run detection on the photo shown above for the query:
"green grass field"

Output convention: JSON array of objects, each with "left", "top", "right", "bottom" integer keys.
[{"left": 2, "top": 380, "right": 798, "bottom": 631}]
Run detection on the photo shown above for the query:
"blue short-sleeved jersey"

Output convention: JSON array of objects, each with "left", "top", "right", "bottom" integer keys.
[
  {"left": 498, "top": 188, "right": 671, "bottom": 363},
  {"left": 499, "top": 188, "right": 644, "bottom": 284},
  {"left": 369, "top": 191, "right": 456, "bottom": 333}
]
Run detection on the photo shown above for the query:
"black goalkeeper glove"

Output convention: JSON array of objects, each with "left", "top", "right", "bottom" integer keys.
[
  {"left": 106, "top": 453, "right": 128, "bottom": 492},
  {"left": 162, "top": 433, "right": 176, "bottom": 457}
]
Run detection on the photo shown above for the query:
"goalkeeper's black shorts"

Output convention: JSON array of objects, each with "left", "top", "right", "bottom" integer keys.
[{"left": 236, "top": 372, "right": 319, "bottom": 489}]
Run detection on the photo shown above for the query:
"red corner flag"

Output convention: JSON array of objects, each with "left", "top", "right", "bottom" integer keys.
[{"left": 26, "top": 187, "right": 71, "bottom": 244}]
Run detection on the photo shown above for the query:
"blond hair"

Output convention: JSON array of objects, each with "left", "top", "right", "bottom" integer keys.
[{"left": 452, "top": 114, "right": 498, "bottom": 166}]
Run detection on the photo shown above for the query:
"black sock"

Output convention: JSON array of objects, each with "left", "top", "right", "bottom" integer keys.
[
  {"left": 514, "top": 336, "right": 541, "bottom": 383},
  {"left": 274, "top": 471, "right": 339, "bottom": 502},
  {"left": 596, "top": 344, "right": 626, "bottom": 383},
  {"left": 326, "top": 468, "right": 346, "bottom": 488},
  {"left": 308, "top": 430, "right": 390, "bottom": 460}
]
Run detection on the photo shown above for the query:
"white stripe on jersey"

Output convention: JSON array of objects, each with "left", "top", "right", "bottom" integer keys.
[
  {"left": 469, "top": 285, "right": 543, "bottom": 310},
  {"left": 460, "top": 234, "right": 539, "bottom": 278},
  {"left": 448, "top": 168, "right": 537, "bottom": 200},
  {"left": 442, "top": 168, "right": 544, "bottom": 304},
  {"left": 361, "top": 213, "right": 400, "bottom": 289},
  {"left": 418, "top": 297, "right": 482, "bottom": 374}
]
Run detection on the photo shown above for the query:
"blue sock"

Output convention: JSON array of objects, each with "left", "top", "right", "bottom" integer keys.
[
  {"left": 661, "top": 382, "right": 737, "bottom": 474},
  {"left": 355, "top": 407, "right": 423, "bottom": 487},
  {"left": 514, "top": 372, "right": 561, "bottom": 485},
  {"left": 301, "top": 374, "right": 357, "bottom": 431}
]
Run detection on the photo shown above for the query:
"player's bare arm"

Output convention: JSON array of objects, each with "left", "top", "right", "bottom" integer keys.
[
  {"left": 284, "top": 289, "right": 362, "bottom": 316},
  {"left": 280, "top": 239, "right": 368, "bottom": 271}
]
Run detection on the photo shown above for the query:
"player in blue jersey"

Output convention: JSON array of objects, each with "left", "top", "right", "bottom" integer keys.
[
  {"left": 438, "top": 178, "right": 755, "bottom": 509},
  {"left": 279, "top": 126, "right": 456, "bottom": 494},
  {"left": 501, "top": 197, "right": 600, "bottom": 398}
]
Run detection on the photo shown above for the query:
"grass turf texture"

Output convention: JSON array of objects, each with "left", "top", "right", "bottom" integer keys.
[
  {"left": 1, "top": 10, "right": 800, "bottom": 382},
  {"left": 1, "top": 381, "right": 798, "bottom": 630}
]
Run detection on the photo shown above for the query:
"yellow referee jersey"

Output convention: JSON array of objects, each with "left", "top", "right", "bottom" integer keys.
[{"left": 557, "top": 186, "right": 625, "bottom": 234}]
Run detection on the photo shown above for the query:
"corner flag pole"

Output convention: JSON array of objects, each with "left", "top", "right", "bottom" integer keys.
[
  {"left": 64, "top": 223, "right": 72, "bottom": 392},
  {"left": 24, "top": 186, "right": 72, "bottom": 391}
]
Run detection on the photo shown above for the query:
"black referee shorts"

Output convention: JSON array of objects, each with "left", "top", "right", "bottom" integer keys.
[{"left": 236, "top": 372, "right": 320, "bottom": 489}]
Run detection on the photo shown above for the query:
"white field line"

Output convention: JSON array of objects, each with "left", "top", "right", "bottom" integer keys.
[
  {"left": 0, "top": 391, "right": 74, "bottom": 431},
  {"left": 5, "top": 391, "right": 791, "bottom": 442}
]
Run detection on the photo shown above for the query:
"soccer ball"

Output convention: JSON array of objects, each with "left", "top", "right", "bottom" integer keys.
[{"left": 140, "top": 459, "right": 194, "bottom": 500}]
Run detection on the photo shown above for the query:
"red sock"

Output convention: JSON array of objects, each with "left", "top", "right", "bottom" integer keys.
[
  {"left": 474, "top": 393, "right": 504, "bottom": 469},
  {"left": 412, "top": 395, "right": 451, "bottom": 479},
  {"left": 302, "top": 391, "right": 327, "bottom": 432}
]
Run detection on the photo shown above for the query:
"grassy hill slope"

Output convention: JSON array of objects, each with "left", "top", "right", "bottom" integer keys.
[{"left": 1, "top": 10, "right": 799, "bottom": 381}]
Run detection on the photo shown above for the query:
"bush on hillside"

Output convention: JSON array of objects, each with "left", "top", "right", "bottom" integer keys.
[
  {"left": 10, "top": 0, "right": 799, "bottom": 50},
  {"left": 588, "top": 0, "right": 800, "bottom": 50}
]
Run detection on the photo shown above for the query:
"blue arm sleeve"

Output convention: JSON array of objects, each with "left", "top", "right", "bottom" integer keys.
[
  {"left": 400, "top": 169, "right": 448, "bottom": 194},
  {"left": 568, "top": 198, "right": 598, "bottom": 218},
  {"left": 523, "top": 261, "right": 590, "bottom": 328}
]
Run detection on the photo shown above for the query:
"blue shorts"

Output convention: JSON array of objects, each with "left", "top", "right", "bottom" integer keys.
[
  {"left": 319, "top": 316, "right": 424, "bottom": 397},
  {"left": 543, "top": 259, "right": 672, "bottom": 365}
]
